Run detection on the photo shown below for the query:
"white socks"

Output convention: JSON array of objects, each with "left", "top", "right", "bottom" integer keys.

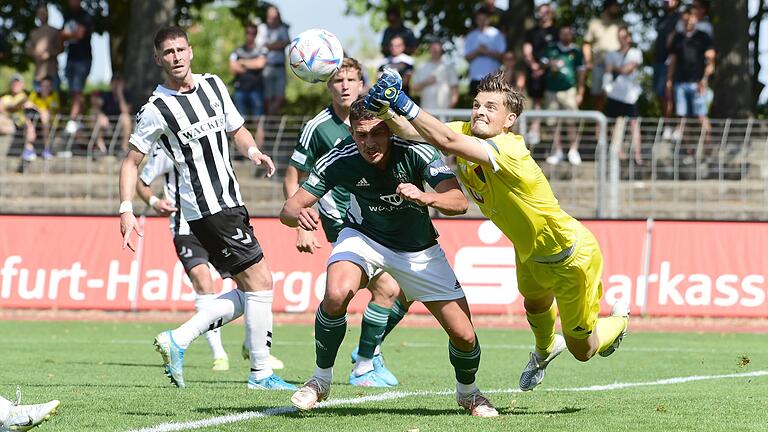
[
  {"left": 195, "top": 294, "right": 228, "bottom": 360},
  {"left": 456, "top": 381, "right": 478, "bottom": 395},
  {"left": 245, "top": 290, "right": 274, "bottom": 380},
  {"left": 353, "top": 357, "right": 374, "bottom": 376},
  {"left": 171, "top": 289, "right": 245, "bottom": 349},
  {"left": 0, "top": 395, "right": 11, "bottom": 425},
  {"left": 314, "top": 366, "right": 333, "bottom": 383}
]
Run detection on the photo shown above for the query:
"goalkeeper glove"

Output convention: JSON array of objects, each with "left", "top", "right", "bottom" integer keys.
[{"left": 370, "top": 68, "right": 421, "bottom": 120}]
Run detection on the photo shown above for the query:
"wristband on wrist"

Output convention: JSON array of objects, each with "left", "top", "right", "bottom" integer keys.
[
  {"left": 247, "top": 146, "right": 261, "bottom": 159},
  {"left": 148, "top": 196, "right": 159, "bottom": 207},
  {"left": 119, "top": 200, "right": 133, "bottom": 214}
]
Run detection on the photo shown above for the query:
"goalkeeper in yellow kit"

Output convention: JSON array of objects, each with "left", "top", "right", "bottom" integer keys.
[{"left": 364, "top": 68, "right": 629, "bottom": 391}]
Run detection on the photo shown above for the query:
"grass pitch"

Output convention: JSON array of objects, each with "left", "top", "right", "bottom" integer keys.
[{"left": 1, "top": 319, "right": 765, "bottom": 431}]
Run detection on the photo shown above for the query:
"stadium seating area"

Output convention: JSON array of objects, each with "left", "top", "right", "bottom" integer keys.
[{"left": 1, "top": 111, "right": 767, "bottom": 220}]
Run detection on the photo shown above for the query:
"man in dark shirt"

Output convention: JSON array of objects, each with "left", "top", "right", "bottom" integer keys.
[
  {"left": 61, "top": 0, "right": 93, "bottom": 135},
  {"left": 522, "top": 2, "right": 558, "bottom": 145},
  {"left": 653, "top": 0, "right": 681, "bottom": 118},
  {"left": 666, "top": 7, "right": 715, "bottom": 142},
  {"left": 380, "top": 6, "right": 417, "bottom": 57}
]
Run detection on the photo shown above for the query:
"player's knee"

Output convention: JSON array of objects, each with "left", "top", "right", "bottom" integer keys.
[
  {"left": 322, "top": 285, "right": 354, "bottom": 315},
  {"left": 450, "top": 329, "right": 476, "bottom": 350},
  {"left": 570, "top": 349, "right": 593, "bottom": 362}
]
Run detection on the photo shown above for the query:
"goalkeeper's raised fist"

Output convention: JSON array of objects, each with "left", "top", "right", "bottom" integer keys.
[{"left": 365, "top": 68, "right": 421, "bottom": 120}]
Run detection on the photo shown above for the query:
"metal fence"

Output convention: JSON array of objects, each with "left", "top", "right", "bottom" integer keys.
[{"left": 1, "top": 111, "right": 766, "bottom": 220}]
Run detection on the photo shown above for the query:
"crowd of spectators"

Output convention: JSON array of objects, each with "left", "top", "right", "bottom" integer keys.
[
  {"left": 1, "top": 1, "right": 717, "bottom": 170},
  {"left": 379, "top": 0, "right": 715, "bottom": 167}
]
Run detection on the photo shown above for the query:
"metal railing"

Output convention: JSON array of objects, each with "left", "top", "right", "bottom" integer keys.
[{"left": 1, "top": 112, "right": 767, "bottom": 220}]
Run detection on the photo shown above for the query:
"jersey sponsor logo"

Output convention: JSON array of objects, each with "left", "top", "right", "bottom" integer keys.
[
  {"left": 379, "top": 193, "right": 403, "bottom": 206},
  {"left": 356, "top": 177, "right": 370, "bottom": 187},
  {"left": 178, "top": 114, "right": 226, "bottom": 145},
  {"left": 290, "top": 150, "right": 308, "bottom": 165},
  {"left": 428, "top": 161, "right": 452, "bottom": 177}
]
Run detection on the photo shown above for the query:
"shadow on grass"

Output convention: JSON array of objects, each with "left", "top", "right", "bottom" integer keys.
[
  {"left": 195, "top": 405, "right": 585, "bottom": 417},
  {"left": 502, "top": 406, "right": 584, "bottom": 416}
]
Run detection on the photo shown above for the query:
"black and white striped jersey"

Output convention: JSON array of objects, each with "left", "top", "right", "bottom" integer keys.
[
  {"left": 139, "top": 143, "right": 190, "bottom": 236},
  {"left": 130, "top": 73, "right": 245, "bottom": 221}
]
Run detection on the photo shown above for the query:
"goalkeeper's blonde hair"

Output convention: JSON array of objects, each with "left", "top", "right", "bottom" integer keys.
[{"left": 476, "top": 71, "right": 526, "bottom": 116}]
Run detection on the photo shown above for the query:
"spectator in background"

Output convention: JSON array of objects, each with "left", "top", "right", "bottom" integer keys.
[
  {"left": 542, "top": 24, "right": 586, "bottom": 166},
  {"left": 1, "top": 75, "right": 38, "bottom": 163},
  {"left": 230, "top": 22, "right": 267, "bottom": 119},
  {"left": 97, "top": 75, "right": 133, "bottom": 155},
  {"left": 61, "top": 0, "right": 93, "bottom": 135},
  {"left": 676, "top": 0, "right": 713, "bottom": 38},
  {"left": 464, "top": 7, "right": 506, "bottom": 97},
  {"left": 481, "top": 0, "right": 508, "bottom": 36},
  {"left": 582, "top": 0, "right": 624, "bottom": 112},
  {"left": 257, "top": 5, "right": 290, "bottom": 115},
  {"left": 523, "top": 2, "right": 558, "bottom": 145},
  {"left": 411, "top": 41, "right": 459, "bottom": 111},
  {"left": 501, "top": 50, "right": 526, "bottom": 93},
  {"left": 26, "top": 5, "right": 63, "bottom": 93},
  {"left": 378, "top": 35, "right": 415, "bottom": 94},
  {"left": 381, "top": 6, "right": 417, "bottom": 57},
  {"left": 605, "top": 27, "right": 644, "bottom": 165},
  {"left": 666, "top": 7, "right": 715, "bottom": 141},
  {"left": 653, "top": 0, "right": 681, "bottom": 124},
  {"left": 28, "top": 76, "right": 61, "bottom": 160}
]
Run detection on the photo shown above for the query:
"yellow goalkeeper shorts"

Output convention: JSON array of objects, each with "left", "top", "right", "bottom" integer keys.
[{"left": 516, "top": 223, "right": 603, "bottom": 339}]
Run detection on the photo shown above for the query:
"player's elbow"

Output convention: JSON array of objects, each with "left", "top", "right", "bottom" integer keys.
[
  {"left": 439, "top": 196, "right": 468, "bottom": 216},
  {"left": 279, "top": 201, "right": 301, "bottom": 228}
]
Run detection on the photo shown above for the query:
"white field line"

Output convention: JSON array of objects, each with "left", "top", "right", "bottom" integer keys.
[
  {"left": 6, "top": 338, "right": 761, "bottom": 354},
  {"left": 125, "top": 370, "right": 768, "bottom": 432}
]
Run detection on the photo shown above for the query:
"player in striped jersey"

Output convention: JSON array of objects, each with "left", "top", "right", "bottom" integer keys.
[
  {"left": 119, "top": 26, "right": 293, "bottom": 390},
  {"left": 366, "top": 69, "right": 629, "bottom": 391},
  {"left": 281, "top": 98, "right": 498, "bottom": 417},
  {"left": 283, "top": 57, "right": 405, "bottom": 387},
  {"left": 136, "top": 143, "right": 230, "bottom": 372}
]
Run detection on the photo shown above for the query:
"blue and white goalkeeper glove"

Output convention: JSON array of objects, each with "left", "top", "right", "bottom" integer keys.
[{"left": 364, "top": 68, "right": 421, "bottom": 120}]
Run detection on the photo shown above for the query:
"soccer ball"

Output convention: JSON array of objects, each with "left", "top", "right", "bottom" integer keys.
[{"left": 289, "top": 29, "right": 344, "bottom": 83}]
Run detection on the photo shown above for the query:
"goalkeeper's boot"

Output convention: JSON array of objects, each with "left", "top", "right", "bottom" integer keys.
[
  {"left": 247, "top": 373, "right": 297, "bottom": 390},
  {"left": 599, "top": 301, "right": 630, "bottom": 357},
  {"left": 153, "top": 330, "right": 186, "bottom": 388},
  {"left": 456, "top": 387, "right": 499, "bottom": 417},
  {"left": 519, "top": 333, "right": 567, "bottom": 391},
  {"left": 291, "top": 377, "right": 331, "bottom": 411},
  {"left": 3, "top": 387, "right": 60, "bottom": 431}
]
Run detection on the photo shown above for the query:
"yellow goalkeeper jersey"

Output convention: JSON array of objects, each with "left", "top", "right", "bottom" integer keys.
[{"left": 446, "top": 121, "right": 578, "bottom": 263}]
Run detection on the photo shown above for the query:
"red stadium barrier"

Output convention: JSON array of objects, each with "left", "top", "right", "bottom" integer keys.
[{"left": 0, "top": 216, "right": 765, "bottom": 317}]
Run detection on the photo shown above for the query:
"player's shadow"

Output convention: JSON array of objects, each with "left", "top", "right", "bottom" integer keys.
[
  {"left": 64, "top": 361, "right": 159, "bottom": 368},
  {"left": 5, "top": 382, "right": 159, "bottom": 389},
  {"left": 505, "top": 406, "right": 584, "bottom": 416},
  {"left": 197, "top": 405, "right": 487, "bottom": 417}
]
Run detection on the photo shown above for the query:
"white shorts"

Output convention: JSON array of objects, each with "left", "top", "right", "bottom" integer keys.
[{"left": 328, "top": 228, "right": 465, "bottom": 303}]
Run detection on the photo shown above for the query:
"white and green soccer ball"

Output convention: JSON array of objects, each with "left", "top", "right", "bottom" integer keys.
[{"left": 289, "top": 28, "right": 344, "bottom": 83}]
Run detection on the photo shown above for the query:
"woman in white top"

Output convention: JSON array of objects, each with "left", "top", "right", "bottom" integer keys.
[{"left": 604, "top": 26, "right": 644, "bottom": 165}]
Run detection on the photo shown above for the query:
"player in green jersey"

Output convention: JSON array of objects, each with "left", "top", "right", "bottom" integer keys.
[
  {"left": 280, "top": 97, "right": 498, "bottom": 417},
  {"left": 283, "top": 57, "right": 407, "bottom": 387}
]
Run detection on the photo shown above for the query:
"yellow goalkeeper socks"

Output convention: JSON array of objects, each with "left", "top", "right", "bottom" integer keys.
[
  {"left": 595, "top": 316, "right": 628, "bottom": 353},
  {"left": 526, "top": 303, "right": 557, "bottom": 356}
]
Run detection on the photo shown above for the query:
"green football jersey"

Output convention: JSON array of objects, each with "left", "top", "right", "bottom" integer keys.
[
  {"left": 303, "top": 136, "right": 457, "bottom": 252},
  {"left": 542, "top": 43, "right": 584, "bottom": 92},
  {"left": 289, "top": 106, "right": 352, "bottom": 242}
]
